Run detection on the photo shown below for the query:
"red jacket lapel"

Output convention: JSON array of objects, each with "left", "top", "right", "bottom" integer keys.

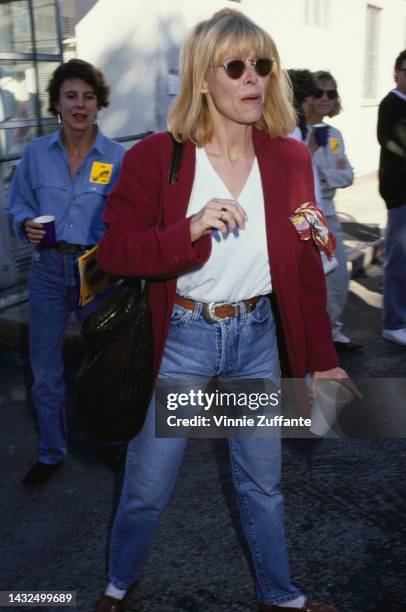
[
  {"left": 253, "top": 129, "right": 291, "bottom": 283},
  {"left": 163, "top": 139, "right": 196, "bottom": 227}
]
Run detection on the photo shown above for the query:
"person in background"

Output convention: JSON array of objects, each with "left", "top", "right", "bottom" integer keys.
[
  {"left": 287, "top": 69, "right": 316, "bottom": 142},
  {"left": 377, "top": 49, "right": 406, "bottom": 346},
  {"left": 95, "top": 9, "right": 344, "bottom": 612},
  {"left": 6, "top": 59, "right": 125, "bottom": 485},
  {"left": 287, "top": 69, "right": 340, "bottom": 281},
  {"left": 307, "top": 71, "right": 361, "bottom": 352},
  {"left": 287, "top": 69, "right": 322, "bottom": 205}
]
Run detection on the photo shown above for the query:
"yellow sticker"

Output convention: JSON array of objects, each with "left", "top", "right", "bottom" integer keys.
[
  {"left": 89, "top": 161, "right": 113, "bottom": 184},
  {"left": 330, "top": 138, "right": 340, "bottom": 153}
]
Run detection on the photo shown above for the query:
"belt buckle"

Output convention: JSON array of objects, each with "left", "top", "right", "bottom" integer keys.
[{"left": 202, "top": 301, "right": 228, "bottom": 323}]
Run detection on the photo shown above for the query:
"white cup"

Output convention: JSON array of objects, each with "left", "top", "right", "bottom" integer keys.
[{"left": 310, "top": 379, "right": 362, "bottom": 437}]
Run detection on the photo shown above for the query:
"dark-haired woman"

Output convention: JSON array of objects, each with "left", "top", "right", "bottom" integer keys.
[
  {"left": 287, "top": 69, "right": 323, "bottom": 206},
  {"left": 287, "top": 69, "right": 316, "bottom": 142},
  {"left": 7, "top": 59, "right": 125, "bottom": 484}
]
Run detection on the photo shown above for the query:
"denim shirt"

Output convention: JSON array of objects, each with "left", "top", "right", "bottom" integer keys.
[{"left": 6, "top": 128, "right": 125, "bottom": 245}]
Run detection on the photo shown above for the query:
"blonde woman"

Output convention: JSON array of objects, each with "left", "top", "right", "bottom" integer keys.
[{"left": 95, "top": 10, "right": 344, "bottom": 612}]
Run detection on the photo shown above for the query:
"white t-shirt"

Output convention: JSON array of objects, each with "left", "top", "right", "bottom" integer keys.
[{"left": 176, "top": 147, "right": 272, "bottom": 302}]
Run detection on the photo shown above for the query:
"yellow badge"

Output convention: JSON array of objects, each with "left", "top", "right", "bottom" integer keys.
[
  {"left": 89, "top": 161, "right": 113, "bottom": 184},
  {"left": 330, "top": 138, "right": 340, "bottom": 154}
]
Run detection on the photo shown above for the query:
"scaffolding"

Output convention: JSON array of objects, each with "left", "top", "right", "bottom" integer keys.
[{"left": 0, "top": 0, "right": 64, "bottom": 292}]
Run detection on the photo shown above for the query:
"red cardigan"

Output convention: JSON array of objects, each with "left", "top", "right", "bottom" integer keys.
[{"left": 98, "top": 129, "right": 338, "bottom": 385}]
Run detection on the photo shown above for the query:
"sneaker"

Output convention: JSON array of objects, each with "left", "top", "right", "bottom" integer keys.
[
  {"left": 22, "top": 461, "right": 64, "bottom": 485},
  {"left": 333, "top": 331, "right": 363, "bottom": 351},
  {"left": 332, "top": 332, "right": 351, "bottom": 343},
  {"left": 334, "top": 340, "right": 363, "bottom": 351},
  {"left": 382, "top": 328, "right": 406, "bottom": 346}
]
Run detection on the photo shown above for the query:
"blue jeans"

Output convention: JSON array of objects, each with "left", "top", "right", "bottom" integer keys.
[
  {"left": 28, "top": 248, "right": 94, "bottom": 464},
  {"left": 108, "top": 296, "right": 302, "bottom": 605},
  {"left": 325, "top": 214, "right": 350, "bottom": 338},
  {"left": 383, "top": 205, "right": 406, "bottom": 329}
]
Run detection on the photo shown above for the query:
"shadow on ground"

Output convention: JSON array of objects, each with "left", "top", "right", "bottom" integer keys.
[{"left": 1, "top": 262, "right": 405, "bottom": 612}]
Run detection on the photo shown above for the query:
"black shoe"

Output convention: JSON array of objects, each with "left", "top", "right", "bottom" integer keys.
[
  {"left": 334, "top": 340, "right": 363, "bottom": 352},
  {"left": 22, "top": 461, "right": 63, "bottom": 485},
  {"left": 95, "top": 595, "right": 124, "bottom": 611}
]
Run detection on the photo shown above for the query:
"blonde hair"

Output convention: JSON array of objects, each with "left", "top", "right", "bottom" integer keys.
[{"left": 167, "top": 8, "right": 296, "bottom": 145}]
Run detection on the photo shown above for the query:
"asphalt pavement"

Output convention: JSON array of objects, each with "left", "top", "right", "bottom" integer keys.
[{"left": 1, "top": 173, "right": 406, "bottom": 612}]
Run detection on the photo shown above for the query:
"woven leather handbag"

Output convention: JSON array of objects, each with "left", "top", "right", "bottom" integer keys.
[
  {"left": 76, "top": 135, "right": 183, "bottom": 441},
  {"left": 76, "top": 279, "right": 153, "bottom": 441}
]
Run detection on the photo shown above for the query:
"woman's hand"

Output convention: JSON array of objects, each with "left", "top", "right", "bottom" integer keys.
[
  {"left": 310, "top": 366, "right": 348, "bottom": 399},
  {"left": 23, "top": 219, "right": 45, "bottom": 245},
  {"left": 189, "top": 198, "right": 247, "bottom": 242}
]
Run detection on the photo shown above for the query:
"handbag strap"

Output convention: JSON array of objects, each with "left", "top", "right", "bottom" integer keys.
[
  {"left": 144, "top": 136, "right": 183, "bottom": 289},
  {"left": 168, "top": 134, "right": 183, "bottom": 185}
]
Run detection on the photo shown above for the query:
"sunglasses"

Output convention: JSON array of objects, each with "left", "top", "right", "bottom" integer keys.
[
  {"left": 314, "top": 88, "right": 338, "bottom": 100},
  {"left": 220, "top": 58, "right": 274, "bottom": 80}
]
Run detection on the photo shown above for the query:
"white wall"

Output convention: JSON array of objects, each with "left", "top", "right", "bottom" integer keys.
[
  {"left": 75, "top": 0, "right": 406, "bottom": 176},
  {"left": 76, "top": 0, "right": 228, "bottom": 138}
]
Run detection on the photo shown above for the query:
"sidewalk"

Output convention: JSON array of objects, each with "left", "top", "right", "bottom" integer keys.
[
  {"left": 335, "top": 171, "right": 386, "bottom": 229},
  {"left": 335, "top": 171, "right": 385, "bottom": 275},
  {"left": 2, "top": 173, "right": 406, "bottom": 612}
]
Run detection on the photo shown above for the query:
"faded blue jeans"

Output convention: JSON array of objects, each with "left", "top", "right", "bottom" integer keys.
[
  {"left": 28, "top": 247, "right": 94, "bottom": 464},
  {"left": 383, "top": 205, "right": 406, "bottom": 330},
  {"left": 325, "top": 213, "right": 350, "bottom": 339},
  {"left": 108, "top": 296, "right": 302, "bottom": 605}
]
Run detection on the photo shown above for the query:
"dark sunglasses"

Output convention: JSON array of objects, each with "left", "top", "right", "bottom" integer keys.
[
  {"left": 314, "top": 88, "right": 338, "bottom": 100},
  {"left": 221, "top": 58, "right": 274, "bottom": 80}
]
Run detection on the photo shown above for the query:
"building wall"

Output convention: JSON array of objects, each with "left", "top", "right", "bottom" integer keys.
[{"left": 75, "top": 0, "right": 406, "bottom": 176}]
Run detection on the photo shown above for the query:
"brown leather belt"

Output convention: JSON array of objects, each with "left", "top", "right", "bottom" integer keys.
[{"left": 175, "top": 294, "right": 262, "bottom": 323}]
